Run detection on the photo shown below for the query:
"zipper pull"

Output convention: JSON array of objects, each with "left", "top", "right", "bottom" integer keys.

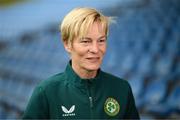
[{"left": 89, "top": 97, "right": 93, "bottom": 108}]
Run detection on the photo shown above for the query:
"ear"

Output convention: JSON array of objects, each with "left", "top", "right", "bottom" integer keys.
[{"left": 63, "top": 40, "right": 72, "bottom": 53}]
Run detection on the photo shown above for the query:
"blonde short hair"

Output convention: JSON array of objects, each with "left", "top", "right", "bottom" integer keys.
[{"left": 60, "top": 7, "right": 111, "bottom": 44}]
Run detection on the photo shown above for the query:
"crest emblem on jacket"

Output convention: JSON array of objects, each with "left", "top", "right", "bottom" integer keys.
[{"left": 104, "top": 97, "right": 120, "bottom": 116}]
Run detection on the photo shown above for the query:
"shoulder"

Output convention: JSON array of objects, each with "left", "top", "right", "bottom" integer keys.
[
  {"left": 101, "top": 71, "right": 131, "bottom": 89},
  {"left": 101, "top": 71, "right": 129, "bottom": 84},
  {"left": 36, "top": 72, "right": 66, "bottom": 91}
]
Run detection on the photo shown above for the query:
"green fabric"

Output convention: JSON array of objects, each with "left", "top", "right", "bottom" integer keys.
[{"left": 22, "top": 61, "right": 139, "bottom": 119}]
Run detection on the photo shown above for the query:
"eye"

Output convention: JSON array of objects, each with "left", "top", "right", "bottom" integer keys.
[
  {"left": 80, "top": 38, "right": 92, "bottom": 44},
  {"left": 98, "top": 39, "right": 106, "bottom": 43},
  {"left": 81, "top": 40, "right": 91, "bottom": 43}
]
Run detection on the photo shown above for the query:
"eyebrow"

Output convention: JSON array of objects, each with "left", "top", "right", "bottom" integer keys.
[{"left": 81, "top": 36, "right": 107, "bottom": 40}]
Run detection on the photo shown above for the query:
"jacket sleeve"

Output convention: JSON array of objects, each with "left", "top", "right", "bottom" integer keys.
[
  {"left": 124, "top": 84, "right": 140, "bottom": 119},
  {"left": 22, "top": 86, "right": 49, "bottom": 119}
]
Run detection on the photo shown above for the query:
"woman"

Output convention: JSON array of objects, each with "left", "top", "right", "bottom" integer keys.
[{"left": 23, "top": 7, "right": 139, "bottom": 119}]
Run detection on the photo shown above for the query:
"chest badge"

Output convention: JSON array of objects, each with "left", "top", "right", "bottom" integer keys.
[
  {"left": 61, "top": 105, "right": 75, "bottom": 117},
  {"left": 104, "top": 97, "right": 120, "bottom": 116}
]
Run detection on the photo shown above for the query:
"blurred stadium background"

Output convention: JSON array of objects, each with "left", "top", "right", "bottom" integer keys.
[{"left": 0, "top": 0, "right": 179, "bottom": 119}]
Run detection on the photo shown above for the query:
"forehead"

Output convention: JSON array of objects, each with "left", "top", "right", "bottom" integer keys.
[
  {"left": 81, "top": 22, "right": 106, "bottom": 38},
  {"left": 89, "top": 22, "right": 105, "bottom": 33}
]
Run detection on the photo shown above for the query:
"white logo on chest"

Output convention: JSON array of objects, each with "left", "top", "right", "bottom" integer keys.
[{"left": 61, "top": 105, "right": 75, "bottom": 117}]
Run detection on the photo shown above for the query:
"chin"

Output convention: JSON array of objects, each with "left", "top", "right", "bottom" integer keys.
[{"left": 85, "top": 65, "right": 100, "bottom": 71}]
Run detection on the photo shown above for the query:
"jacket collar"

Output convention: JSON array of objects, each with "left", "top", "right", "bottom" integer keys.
[{"left": 64, "top": 61, "right": 101, "bottom": 87}]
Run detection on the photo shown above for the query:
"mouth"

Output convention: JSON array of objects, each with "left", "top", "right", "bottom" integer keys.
[{"left": 86, "top": 57, "right": 100, "bottom": 62}]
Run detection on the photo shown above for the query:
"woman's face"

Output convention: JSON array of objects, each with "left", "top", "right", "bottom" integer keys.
[{"left": 65, "top": 22, "right": 107, "bottom": 73}]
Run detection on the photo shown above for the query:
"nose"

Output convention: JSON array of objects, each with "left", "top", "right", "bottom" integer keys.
[{"left": 89, "top": 41, "right": 99, "bottom": 53}]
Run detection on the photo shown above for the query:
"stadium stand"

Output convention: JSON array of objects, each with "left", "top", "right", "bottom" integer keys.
[{"left": 0, "top": 0, "right": 179, "bottom": 119}]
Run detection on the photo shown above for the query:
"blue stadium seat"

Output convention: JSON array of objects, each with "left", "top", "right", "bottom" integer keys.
[
  {"left": 121, "top": 53, "right": 136, "bottom": 74},
  {"left": 145, "top": 86, "right": 180, "bottom": 116},
  {"left": 132, "top": 78, "right": 167, "bottom": 113},
  {"left": 165, "top": 70, "right": 180, "bottom": 83},
  {"left": 155, "top": 55, "right": 173, "bottom": 76},
  {"left": 128, "top": 74, "right": 144, "bottom": 109},
  {"left": 146, "top": 79, "right": 167, "bottom": 104},
  {"left": 136, "top": 54, "right": 154, "bottom": 76},
  {"left": 143, "top": 79, "right": 167, "bottom": 110},
  {"left": 167, "top": 86, "right": 180, "bottom": 113}
]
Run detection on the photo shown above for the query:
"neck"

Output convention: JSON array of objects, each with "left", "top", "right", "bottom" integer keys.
[{"left": 72, "top": 63, "right": 97, "bottom": 79}]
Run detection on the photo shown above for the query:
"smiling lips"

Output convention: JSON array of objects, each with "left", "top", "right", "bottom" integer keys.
[{"left": 86, "top": 57, "right": 100, "bottom": 62}]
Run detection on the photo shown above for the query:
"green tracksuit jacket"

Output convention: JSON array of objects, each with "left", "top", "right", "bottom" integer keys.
[{"left": 23, "top": 62, "right": 139, "bottom": 119}]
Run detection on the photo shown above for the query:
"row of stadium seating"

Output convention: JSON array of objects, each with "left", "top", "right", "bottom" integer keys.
[{"left": 0, "top": 0, "right": 179, "bottom": 119}]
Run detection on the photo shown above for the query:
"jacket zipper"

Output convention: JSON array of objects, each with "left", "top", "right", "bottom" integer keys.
[
  {"left": 89, "top": 96, "right": 93, "bottom": 108},
  {"left": 87, "top": 81, "right": 94, "bottom": 119}
]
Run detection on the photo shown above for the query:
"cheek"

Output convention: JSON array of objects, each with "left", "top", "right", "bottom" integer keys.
[
  {"left": 72, "top": 46, "right": 88, "bottom": 58},
  {"left": 101, "top": 45, "right": 107, "bottom": 55}
]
